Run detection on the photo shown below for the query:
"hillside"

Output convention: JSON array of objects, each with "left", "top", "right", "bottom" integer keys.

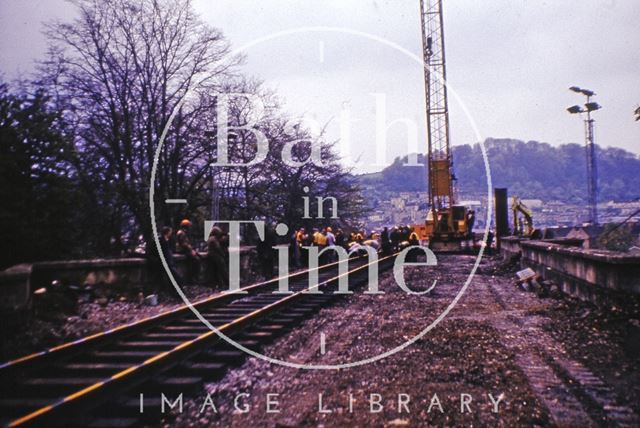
[{"left": 357, "top": 138, "right": 640, "bottom": 204}]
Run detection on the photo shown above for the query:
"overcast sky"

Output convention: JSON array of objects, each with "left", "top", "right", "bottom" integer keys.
[{"left": 1, "top": 0, "right": 638, "bottom": 173}]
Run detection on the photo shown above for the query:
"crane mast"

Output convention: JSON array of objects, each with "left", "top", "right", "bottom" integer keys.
[{"left": 420, "top": 0, "right": 454, "bottom": 213}]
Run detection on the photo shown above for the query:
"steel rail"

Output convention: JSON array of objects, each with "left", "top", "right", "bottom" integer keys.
[
  {"left": 4, "top": 253, "right": 395, "bottom": 427},
  {"left": 0, "top": 255, "right": 353, "bottom": 378}
]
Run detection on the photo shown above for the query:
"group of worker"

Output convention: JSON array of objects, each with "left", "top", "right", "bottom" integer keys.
[
  {"left": 287, "top": 225, "right": 422, "bottom": 268},
  {"left": 255, "top": 225, "right": 388, "bottom": 278},
  {"left": 157, "top": 219, "right": 495, "bottom": 289},
  {"left": 157, "top": 219, "right": 228, "bottom": 289},
  {"left": 289, "top": 226, "right": 345, "bottom": 268},
  {"left": 380, "top": 226, "right": 420, "bottom": 254}
]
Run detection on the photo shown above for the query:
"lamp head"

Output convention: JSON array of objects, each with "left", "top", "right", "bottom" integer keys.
[
  {"left": 585, "top": 102, "right": 601, "bottom": 112},
  {"left": 569, "top": 86, "right": 595, "bottom": 97}
]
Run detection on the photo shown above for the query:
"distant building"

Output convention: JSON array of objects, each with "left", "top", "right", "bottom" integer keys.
[
  {"left": 521, "top": 199, "right": 543, "bottom": 209},
  {"left": 458, "top": 200, "right": 482, "bottom": 208}
]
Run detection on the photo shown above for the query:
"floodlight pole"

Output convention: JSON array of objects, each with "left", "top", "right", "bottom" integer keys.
[
  {"left": 568, "top": 87, "right": 599, "bottom": 225},
  {"left": 584, "top": 94, "right": 598, "bottom": 225}
]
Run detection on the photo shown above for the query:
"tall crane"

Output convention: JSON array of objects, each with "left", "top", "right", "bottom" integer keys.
[{"left": 419, "top": 0, "right": 469, "bottom": 249}]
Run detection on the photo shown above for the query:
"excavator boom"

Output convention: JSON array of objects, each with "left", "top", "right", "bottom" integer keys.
[{"left": 512, "top": 196, "right": 535, "bottom": 237}]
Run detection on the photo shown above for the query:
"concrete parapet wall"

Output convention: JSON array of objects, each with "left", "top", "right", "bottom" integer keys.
[
  {"left": 501, "top": 237, "right": 522, "bottom": 260},
  {"left": 521, "top": 241, "right": 640, "bottom": 296},
  {"left": 501, "top": 237, "right": 585, "bottom": 261},
  {"left": 0, "top": 248, "right": 255, "bottom": 313},
  {"left": 501, "top": 237, "right": 640, "bottom": 303},
  {"left": 0, "top": 264, "right": 32, "bottom": 313}
]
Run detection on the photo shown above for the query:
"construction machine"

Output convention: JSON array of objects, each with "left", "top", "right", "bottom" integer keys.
[
  {"left": 419, "top": 0, "right": 470, "bottom": 251},
  {"left": 511, "top": 196, "right": 535, "bottom": 237}
]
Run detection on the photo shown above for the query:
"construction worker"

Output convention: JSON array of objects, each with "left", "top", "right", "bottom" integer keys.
[
  {"left": 156, "top": 226, "right": 183, "bottom": 289},
  {"left": 316, "top": 228, "right": 328, "bottom": 264},
  {"left": 296, "top": 227, "right": 309, "bottom": 267},
  {"left": 256, "top": 224, "right": 276, "bottom": 279},
  {"left": 176, "top": 219, "right": 199, "bottom": 284},
  {"left": 335, "top": 228, "right": 346, "bottom": 249},
  {"left": 206, "top": 226, "right": 228, "bottom": 288},
  {"left": 325, "top": 227, "right": 335, "bottom": 247},
  {"left": 467, "top": 210, "right": 476, "bottom": 233},
  {"left": 381, "top": 227, "right": 392, "bottom": 255},
  {"left": 485, "top": 230, "right": 494, "bottom": 255},
  {"left": 438, "top": 213, "right": 449, "bottom": 232},
  {"left": 295, "top": 227, "right": 304, "bottom": 244},
  {"left": 407, "top": 228, "right": 420, "bottom": 262},
  {"left": 318, "top": 228, "right": 328, "bottom": 248},
  {"left": 408, "top": 229, "right": 419, "bottom": 246},
  {"left": 403, "top": 225, "right": 411, "bottom": 242},
  {"left": 312, "top": 228, "right": 321, "bottom": 246},
  {"left": 290, "top": 228, "right": 301, "bottom": 268},
  {"left": 325, "top": 227, "right": 336, "bottom": 263},
  {"left": 390, "top": 227, "right": 400, "bottom": 251}
]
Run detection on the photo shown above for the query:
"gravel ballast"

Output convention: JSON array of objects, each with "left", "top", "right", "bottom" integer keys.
[{"left": 158, "top": 254, "right": 638, "bottom": 427}]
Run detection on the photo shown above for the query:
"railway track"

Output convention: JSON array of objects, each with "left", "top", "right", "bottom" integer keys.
[{"left": 0, "top": 253, "right": 396, "bottom": 427}]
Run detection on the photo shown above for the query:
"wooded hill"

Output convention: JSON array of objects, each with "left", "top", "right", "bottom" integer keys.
[{"left": 357, "top": 138, "right": 640, "bottom": 204}]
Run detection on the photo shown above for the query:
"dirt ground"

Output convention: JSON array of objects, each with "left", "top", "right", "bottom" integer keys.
[{"left": 158, "top": 254, "right": 640, "bottom": 428}]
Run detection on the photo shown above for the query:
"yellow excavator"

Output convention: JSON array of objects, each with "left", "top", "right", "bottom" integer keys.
[{"left": 512, "top": 196, "right": 536, "bottom": 238}]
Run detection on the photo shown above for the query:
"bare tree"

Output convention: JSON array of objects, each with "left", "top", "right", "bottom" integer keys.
[
  {"left": 41, "top": 0, "right": 240, "bottom": 246},
  {"left": 39, "top": 0, "right": 364, "bottom": 254}
]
